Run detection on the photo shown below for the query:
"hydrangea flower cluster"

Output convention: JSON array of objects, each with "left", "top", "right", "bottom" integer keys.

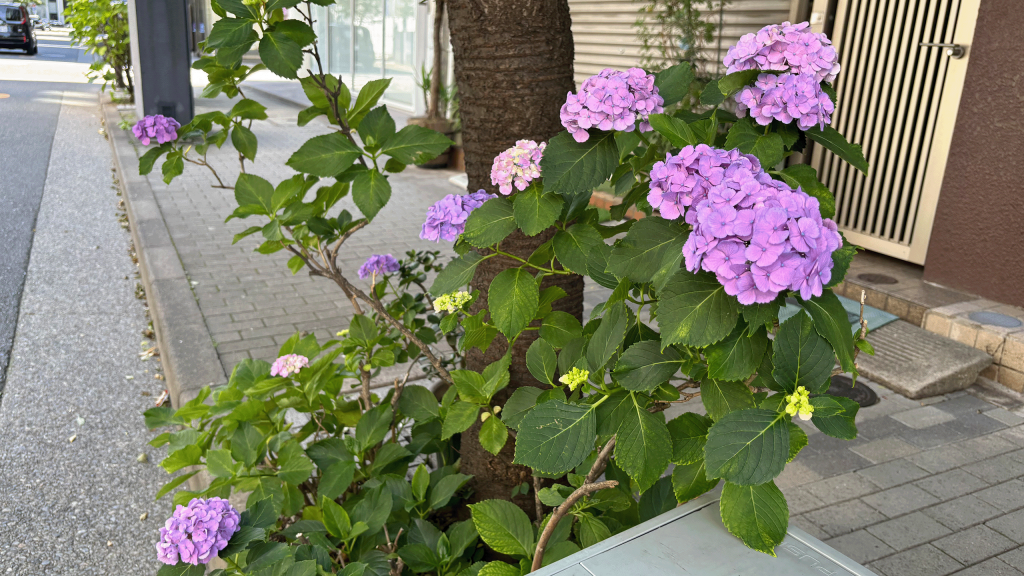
[
  {"left": 648, "top": 144, "right": 842, "bottom": 304},
  {"left": 785, "top": 386, "right": 814, "bottom": 420},
  {"left": 724, "top": 22, "right": 839, "bottom": 130},
  {"left": 358, "top": 254, "right": 399, "bottom": 279},
  {"left": 434, "top": 291, "right": 472, "bottom": 313},
  {"left": 270, "top": 354, "right": 309, "bottom": 377},
  {"left": 560, "top": 68, "right": 664, "bottom": 143},
  {"left": 156, "top": 497, "right": 240, "bottom": 566},
  {"left": 420, "top": 190, "right": 497, "bottom": 242},
  {"left": 132, "top": 114, "right": 181, "bottom": 146},
  {"left": 559, "top": 367, "right": 589, "bottom": 391},
  {"left": 490, "top": 140, "right": 546, "bottom": 195}
]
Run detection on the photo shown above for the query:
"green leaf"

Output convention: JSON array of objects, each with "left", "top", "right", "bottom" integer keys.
[
  {"left": 526, "top": 338, "right": 557, "bottom": 385},
  {"left": 811, "top": 395, "right": 859, "bottom": 439},
  {"left": 659, "top": 270, "right": 740, "bottom": 349},
  {"left": 273, "top": 19, "right": 316, "bottom": 48},
  {"left": 277, "top": 441, "right": 314, "bottom": 485},
  {"left": 606, "top": 218, "right": 687, "bottom": 285},
  {"left": 155, "top": 471, "right": 198, "bottom": 500},
  {"left": 356, "top": 105, "right": 396, "bottom": 149},
  {"left": 717, "top": 69, "right": 761, "bottom": 97},
  {"left": 442, "top": 401, "right": 480, "bottom": 440},
  {"left": 720, "top": 481, "right": 788, "bottom": 556},
  {"left": 777, "top": 164, "right": 835, "bottom": 219},
  {"left": 231, "top": 124, "right": 258, "bottom": 161},
  {"left": 431, "top": 252, "right": 484, "bottom": 296},
  {"left": 552, "top": 223, "right": 604, "bottom": 275},
  {"left": 612, "top": 340, "right": 681, "bottom": 392},
  {"left": 451, "top": 370, "right": 489, "bottom": 404},
  {"left": 463, "top": 197, "right": 516, "bottom": 248},
  {"left": 514, "top": 400, "right": 596, "bottom": 475},
  {"left": 206, "top": 449, "right": 238, "bottom": 479},
  {"left": 801, "top": 291, "right": 857, "bottom": 373},
  {"left": 699, "top": 80, "right": 725, "bottom": 106},
  {"left": 352, "top": 169, "right": 391, "bottom": 220},
  {"left": 241, "top": 497, "right": 280, "bottom": 529},
  {"left": 259, "top": 30, "right": 303, "bottom": 79},
  {"left": 469, "top": 500, "right": 535, "bottom": 558},
  {"left": 138, "top": 144, "right": 170, "bottom": 176},
  {"left": 501, "top": 387, "right": 543, "bottom": 431},
  {"left": 206, "top": 17, "right": 258, "bottom": 48},
  {"left": 286, "top": 133, "right": 362, "bottom": 177},
  {"left": 653, "top": 62, "right": 695, "bottom": 106},
  {"left": 398, "top": 385, "right": 440, "bottom": 421},
  {"left": 161, "top": 153, "right": 185, "bottom": 185},
  {"left": 638, "top": 476, "right": 677, "bottom": 522},
  {"left": 489, "top": 268, "right": 539, "bottom": 339},
  {"left": 788, "top": 422, "right": 808, "bottom": 462},
  {"left": 479, "top": 416, "right": 509, "bottom": 456},
  {"left": 701, "top": 380, "right": 756, "bottom": 421},
  {"left": 540, "top": 131, "right": 618, "bottom": 199},
  {"left": 381, "top": 124, "right": 453, "bottom": 165},
  {"left": 218, "top": 525, "right": 267, "bottom": 557},
  {"left": 349, "top": 78, "right": 392, "bottom": 129},
  {"left": 157, "top": 564, "right": 206, "bottom": 576},
  {"left": 321, "top": 495, "right": 352, "bottom": 538},
  {"left": 667, "top": 413, "right": 711, "bottom": 465},
  {"left": 806, "top": 125, "right": 869, "bottom": 175},
  {"left": 427, "top": 473, "right": 472, "bottom": 510},
  {"left": 826, "top": 242, "right": 857, "bottom": 289},
  {"left": 772, "top": 311, "right": 834, "bottom": 394},
  {"left": 540, "top": 311, "right": 583, "bottom": 349},
  {"left": 615, "top": 131, "right": 642, "bottom": 161},
  {"left": 231, "top": 422, "right": 265, "bottom": 467},
  {"left": 411, "top": 464, "right": 430, "bottom": 502},
  {"left": 144, "top": 405, "right": 183, "bottom": 429},
  {"left": 317, "top": 459, "right": 356, "bottom": 500},
  {"left": 706, "top": 325, "right": 768, "bottom": 382},
  {"left": 229, "top": 98, "right": 268, "bottom": 121},
  {"left": 724, "top": 118, "right": 784, "bottom": 168},
  {"left": 587, "top": 302, "right": 627, "bottom": 371},
  {"left": 615, "top": 394, "right": 672, "bottom": 492},
  {"left": 399, "top": 544, "right": 440, "bottom": 573},
  {"left": 577, "top": 514, "right": 612, "bottom": 548},
  {"left": 355, "top": 405, "right": 393, "bottom": 451},
  {"left": 742, "top": 298, "right": 783, "bottom": 332},
  {"left": 647, "top": 113, "right": 699, "bottom": 148},
  {"left": 478, "top": 562, "right": 521, "bottom": 576},
  {"left": 513, "top": 186, "right": 563, "bottom": 237},
  {"left": 704, "top": 409, "right": 789, "bottom": 485},
  {"left": 672, "top": 460, "right": 720, "bottom": 503}
]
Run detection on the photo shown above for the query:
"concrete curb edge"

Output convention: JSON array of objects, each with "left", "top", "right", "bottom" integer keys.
[{"left": 100, "top": 93, "right": 228, "bottom": 410}]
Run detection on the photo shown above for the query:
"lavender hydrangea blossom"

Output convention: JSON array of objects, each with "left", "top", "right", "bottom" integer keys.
[
  {"left": 358, "top": 254, "right": 400, "bottom": 279},
  {"left": 560, "top": 68, "right": 664, "bottom": 143},
  {"left": 724, "top": 21, "right": 840, "bottom": 82},
  {"left": 420, "top": 190, "right": 497, "bottom": 242},
  {"left": 132, "top": 114, "right": 181, "bottom": 146},
  {"left": 648, "top": 144, "right": 843, "bottom": 305},
  {"left": 490, "top": 140, "right": 546, "bottom": 195},
  {"left": 736, "top": 73, "right": 835, "bottom": 130},
  {"left": 156, "top": 497, "right": 240, "bottom": 566}
]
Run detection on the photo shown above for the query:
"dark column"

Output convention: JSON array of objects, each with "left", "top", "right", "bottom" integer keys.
[{"left": 126, "top": 0, "right": 194, "bottom": 125}]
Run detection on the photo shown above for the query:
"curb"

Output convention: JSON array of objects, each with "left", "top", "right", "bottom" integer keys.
[{"left": 100, "top": 93, "right": 228, "bottom": 409}]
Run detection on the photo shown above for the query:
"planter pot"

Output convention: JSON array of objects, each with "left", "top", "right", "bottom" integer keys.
[{"left": 407, "top": 116, "right": 454, "bottom": 169}]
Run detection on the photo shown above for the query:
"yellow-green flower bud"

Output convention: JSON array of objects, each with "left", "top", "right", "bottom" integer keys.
[
  {"left": 784, "top": 386, "right": 814, "bottom": 421},
  {"left": 558, "top": 367, "right": 590, "bottom": 391},
  {"left": 433, "top": 291, "right": 472, "bottom": 313},
  {"left": 481, "top": 412, "right": 491, "bottom": 422}
]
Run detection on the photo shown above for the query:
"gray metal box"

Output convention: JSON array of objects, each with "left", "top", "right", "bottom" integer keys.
[{"left": 535, "top": 494, "right": 877, "bottom": 576}]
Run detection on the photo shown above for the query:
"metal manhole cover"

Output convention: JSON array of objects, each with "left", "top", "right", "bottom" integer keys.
[
  {"left": 968, "top": 311, "right": 1023, "bottom": 328},
  {"left": 825, "top": 375, "right": 879, "bottom": 407},
  {"left": 857, "top": 273, "right": 898, "bottom": 285}
]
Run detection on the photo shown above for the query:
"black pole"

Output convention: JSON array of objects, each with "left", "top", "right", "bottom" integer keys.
[{"left": 126, "top": 0, "right": 194, "bottom": 125}]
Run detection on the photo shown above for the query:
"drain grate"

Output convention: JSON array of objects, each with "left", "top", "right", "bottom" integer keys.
[
  {"left": 968, "top": 311, "right": 1023, "bottom": 328},
  {"left": 825, "top": 375, "right": 879, "bottom": 407},
  {"left": 857, "top": 273, "right": 898, "bottom": 285}
]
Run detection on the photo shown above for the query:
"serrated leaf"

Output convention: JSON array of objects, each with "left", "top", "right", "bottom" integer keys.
[
  {"left": 717, "top": 69, "right": 761, "bottom": 97},
  {"left": 286, "top": 133, "right": 362, "bottom": 177},
  {"left": 706, "top": 324, "right": 768, "bottom": 382},
  {"left": 701, "top": 380, "right": 756, "bottom": 421},
  {"left": 259, "top": 30, "right": 303, "bottom": 79},
  {"left": 155, "top": 471, "right": 198, "bottom": 500},
  {"left": 431, "top": 252, "right": 485, "bottom": 296},
  {"left": 647, "top": 113, "right": 699, "bottom": 148},
  {"left": 667, "top": 413, "right": 711, "bottom": 465},
  {"left": 513, "top": 186, "right": 563, "bottom": 236},
  {"left": 526, "top": 339, "right": 557, "bottom": 385},
  {"left": 811, "top": 395, "right": 859, "bottom": 439},
  {"left": 478, "top": 562, "right": 521, "bottom": 576},
  {"left": 427, "top": 473, "right": 472, "bottom": 510},
  {"left": 552, "top": 223, "right": 604, "bottom": 275},
  {"left": 489, "top": 268, "right": 539, "bottom": 339},
  {"left": 806, "top": 126, "right": 869, "bottom": 175},
  {"left": 381, "top": 124, "right": 453, "bottom": 164},
  {"left": 586, "top": 301, "right": 627, "bottom": 371},
  {"left": 501, "top": 387, "right": 543, "bottom": 431},
  {"left": 352, "top": 169, "right": 391, "bottom": 220},
  {"left": 724, "top": 118, "right": 784, "bottom": 169},
  {"left": 463, "top": 197, "right": 515, "bottom": 248},
  {"left": 469, "top": 500, "right": 534, "bottom": 558},
  {"left": 788, "top": 422, "right": 808, "bottom": 462},
  {"left": 653, "top": 62, "right": 695, "bottom": 107},
  {"left": 234, "top": 173, "right": 275, "bottom": 216},
  {"left": 349, "top": 78, "right": 392, "bottom": 129},
  {"left": 659, "top": 270, "right": 740, "bottom": 349},
  {"left": 672, "top": 460, "right": 719, "bottom": 503},
  {"left": 800, "top": 291, "right": 856, "bottom": 373},
  {"left": 615, "top": 394, "right": 671, "bottom": 492},
  {"left": 231, "top": 125, "right": 257, "bottom": 161},
  {"left": 613, "top": 340, "right": 682, "bottom": 392},
  {"left": 514, "top": 400, "right": 596, "bottom": 475},
  {"left": 356, "top": 105, "right": 396, "bottom": 149},
  {"left": 772, "top": 311, "right": 834, "bottom": 394},
  {"left": 704, "top": 409, "right": 789, "bottom": 485},
  {"left": 441, "top": 401, "right": 479, "bottom": 440},
  {"left": 398, "top": 385, "right": 440, "bottom": 421},
  {"left": 720, "top": 481, "right": 788, "bottom": 556},
  {"left": 540, "top": 131, "right": 618, "bottom": 199},
  {"left": 317, "top": 460, "right": 355, "bottom": 500},
  {"left": 540, "top": 311, "right": 582, "bottom": 349},
  {"left": 231, "top": 421, "right": 265, "bottom": 467},
  {"left": 607, "top": 218, "right": 687, "bottom": 284},
  {"left": 479, "top": 416, "right": 509, "bottom": 456}
]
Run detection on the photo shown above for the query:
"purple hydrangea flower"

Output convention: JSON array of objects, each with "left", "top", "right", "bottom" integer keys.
[
  {"left": 490, "top": 140, "right": 546, "bottom": 195},
  {"left": 724, "top": 21, "right": 840, "bottom": 83},
  {"left": 270, "top": 354, "right": 309, "bottom": 377},
  {"left": 358, "top": 254, "right": 400, "bottom": 279},
  {"left": 560, "top": 68, "right": 664, "bottom": 143},
  {"left": 156, "top": 497, "right": 240, "bottom": 566},
  {"left": 132, "top": 115, "right": 181, "bottom": 146},
  {"left": 420, "top": 190, "right": 497, "bottom": 242},
  {"left": 648, "top": 145, "right": 843, "bottom": 305},
  {"left": 736, "top": 73, "right": 834, "bottom": 131}
]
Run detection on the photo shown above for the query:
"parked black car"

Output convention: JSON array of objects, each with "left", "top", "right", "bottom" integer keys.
[{"left": 0, "top": 4, "right": 37, "bottom": 55}]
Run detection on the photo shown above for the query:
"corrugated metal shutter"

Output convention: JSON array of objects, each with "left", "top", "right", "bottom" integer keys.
[{"left": 568, "top": 0, "right": 795, "bottom": 85}]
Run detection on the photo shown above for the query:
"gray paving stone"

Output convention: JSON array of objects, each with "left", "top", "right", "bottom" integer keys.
[
  {"left": 986, "top": 509, "right": 1024, "bottom": 544},
  {"left": 1001, "top": 549, "right": 1024, "bottom": 572},
  {"left": 774, "top": 460, "right": 822, "bottom": 490},
  {"left": 938, "top": 394, "right": 1001, "bottom": 415},
  {"left": 914, "top": 469, "right": 990, "bottom": 500},
  {"left": 826, "top": 530, "right": 896, "bottom": 564},
  {"left": 951, "top": 558, "right": 1024, "bottom": 576},
  {"left": 869, "top": 544, "right": 964, "bottom": 576},
  {"left": 933, "top": 525, "right": 1017, "bottom": 565},
  {"left": 985, "top": 408, "right": 1024, "bottom": 427},
  {"left": 790, "top": 514, "right": 830, "bottom": 541},
  {"left": 996, "top": 425, "right": 1024, "bottom": 447},
  {"left": 899, "top": 423, "right": 971, "bottom": 449},
  {"left": 946, "top": 411, "right": 1009, "bottom": 439},
  {"left": 804, "top": 472, "right": 880, "bottom": 505},
  {"left": 783, "top": 489, "right": 826, "bottom": 515},
  {"left": 976, "top": 480, "right": 1024, "bottom": 512},
  {"left": 851, "top": 437, "right": 921, "bottom": 463},
  {"left": 865, "top": 511, "right": 952, "bottom": 551},
  {"left": 857, "top": 458, "right": 932, "bottom": 488},
  {"left": 803, "top": 499, "right": 887, "bottom": 537},
  {"left": 907, "top": 444, "right": 983, "bottom": 473},
  {"left": 794, "top": 448, "right": 873, "bottom": 478},
  {"left": 962, "top": 453, "right": 1024, "bottom": 484},
  {"left": 863, "top": 484, "right": 941, "bottom": 518},
  {"left": 955, "top": 434, "right": 1021, "bottom": 461},
  {"left": 923, "top": 495, "right": 1004, "bottom": 531},
  {"left": 857, "top": 415, "right": 912, "bottom": 440},
  {"left": 893, "top": 406, "right": 958, "bottom": 429}
]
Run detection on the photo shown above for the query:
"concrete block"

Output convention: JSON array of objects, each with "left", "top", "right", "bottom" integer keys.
[
  {"left": 932, "top": 525, "right": 1017, "bottom": 566},
  {"left": 999, "top": 367, "right": 1024, "bottom": 393},
  {"left": 851, "top": 437, "right": 921, "bottom": 463},
  {"left": 1001, "top": 549, "right": 1024, "bottom": 572},
  {"left": 892, "top": 406, "right": 957, "bottom": 429},
  {"left": 962, "top": 453, "right": 1024, "bottom": 484},
  {"left": 905, "top": 444, "right": 976, "bottom": 473},
  {"left": 976, "top": 480, "right": 1024, "bottom": 512},
  {"left": 863, "top": 484, "right": 940, "bottom": 518},
  {"left": 975, "top": 329, "right": 1007, "bottom": 364},
  {"left": 955, "top": 558, "right": 1024, "bottom": 576},
  {"left": 856, "top": 459, "right": 931, "bottom": 489},
  {"left": 1004, "top": 333, "right": 1024, "bottom": 373},
  {"left": 860, "top": 321, "right": 992, "bottom": 399},
  {"left": 924, "top": 313, "right": 952, "bottom": 337},
  {"left": 865, "top": 512, "right": 951, "bottom": 551},
  {"left": 923, "top": 494, "right": 1003, "bottom": 531},
  {"left": 954, "top": 434, "right": 1020, "bottom": 461},
  {"left": 987, "top": 509, "right": 1024, "bottom": 544},
  {"left": 789, "top": 515, "right": 830, "bottom": 541},
  {"left": 949, "top": 321, "right": 980, "bottom": 348},
  {"left": 984, "top": 408, "right": 1024, "bottom": 426},
  {"left": 826, "top": 530, "right": 896, "bottom": 564},
  {"left": 803, "top": 499, "right": 887, "bottom": 537},
  {"left": 804, "top": 472, "right": 880, "bottom": 505},
  {"left": 869, "top": 544, "right": 964, "bottom": 576}
]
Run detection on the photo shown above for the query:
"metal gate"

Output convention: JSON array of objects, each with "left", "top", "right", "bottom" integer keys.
[{"left": 809, "top": 0, "right": 980, "bottom": 264}]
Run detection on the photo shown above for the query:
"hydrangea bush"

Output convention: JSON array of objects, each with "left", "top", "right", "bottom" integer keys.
[{"left": 140, "top": 6, "right": 871, "bottom": 575}]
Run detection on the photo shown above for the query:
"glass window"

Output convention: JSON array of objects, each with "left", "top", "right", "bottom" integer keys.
[
  {"left": 352, "top": 0, "right": 384, "bottom": 94},
  {"left": 383, "top": 0, "right": 416, "bottom": 107},
  {"left": 327, "top": 1, "right": 353, "bottom": 77}
]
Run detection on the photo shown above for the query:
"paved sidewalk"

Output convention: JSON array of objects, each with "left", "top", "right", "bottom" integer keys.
[{"left": 0, "top": 89, "right": 173, "bottom": 574}]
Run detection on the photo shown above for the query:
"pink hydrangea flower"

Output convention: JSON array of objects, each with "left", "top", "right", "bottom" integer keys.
[
  {"left": 270, "top": 354, "right": 309, "bottom": 377},
  {"left": 490, "top": 140, "right": 546, "bottom": 195},
  {"left": 560, "top": 68, "right": 664, "bottom": 143}
]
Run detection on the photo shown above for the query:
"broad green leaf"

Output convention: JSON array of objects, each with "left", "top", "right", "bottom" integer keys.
[
  {"left": 801, "top": 291, "right": 856, "bottom": 372},
  {"left": 638, "top": 476, "right": 677, "bottom": 523},
  {"left": 431, "top": 252, "right": 485, "bottom": 296},
  {"left": 777, "top": 164, "right": 835, "bottom": 219},
  {"left": 701, "top": 380, "right": 755, "bottom": 421},
  {"left": 647, "top": 113, "right": 699, "bottom": 148},
  {"left": 615, "top": 394, "right": 672, "bottom": 492},
  {"left": 540, "top": 311, "right": 583, "bottom": 349},
  {"left": 412, "top": 464, "right": 430, "bottom": 502},
  {"left": 811, "top": 395, "right": 859, "bottom": 439},
  {"left": 356, "top": 105, "right": 396, "bottom": 149},
  {"left": 157, "top": 564, "right": 206, "bottom": 576},
  {"left": 398, "top": 385, "right": 440, "bottom": 421},
  {"left": 286, "top": 133, "right": 362, "bottom": 177},
  {"left": 489, "top": 268, "right": 539, "bottom": 339},
  {"left": 217, "top": 525, "right": 266, "bottom": 557},
  {"left": 659, "top": 270, "right": 740, "bottom": 348},
  {"left": 526, "top": 338, "right": 557, "bottom": 385},
  {"left": 514, "top": 400, "right": 596, "bottom": 475},
  {"left": 653, "top": 62, "right": 695, "bottom": 107},
  {"left": 317, "top": 459, "right": 356, "bottom": 500},
  {"left": 615, "top": 131, "right": 642, "bottom": 161},
  {"left": 742, "top": 298, "right": 783, "bottom": 332},
  {"left": 352, "top": 169, "right": 391, "bottom": 220},
  {"left": 587, "top": 243, "right": 618, "bottom": 289},
  {"left": 241, "top": 497, "right": 280, "bottom": 529},
  {"left": 772, "top": 311, "right": 834, "bottom": 394},
  {"left": 613, "top": 340, "right": 682, "bottom": 392},
  {"left": 206, "top": 17, "right": 258, "bottom": 48},
  {"left": 552, "top": 223, "right": 604, "bottom": 275},
  {"left": 442, "top": 401, "right": 480, "bottom": 440},
  {"left": 706, "top": 324, "right": 768, "bottom": 382},
  {"left": 672, "top": 460, "right": 719, "bottom": 503},
  {"left": 607, "top": 218, "right": 687, "bottom": 285},
  {"left": 501, "top": 387, "right": 543, "bottom": 431},
  {"left": 381, "top": 124, "right": 453, "bottom": 164},
  {"left": 826, "top": 242, "right": 857, "bottom": 289},
  {"left": 586, "top": 301, "right": 627, "bottom": 371},
  {"left": 349, "top": 78, "right": 392, "bottom": 129},
  {"left": 724, "top": 118, "right": 784, "bottom": 169},
  {"left": 667, "top": 413, "right": 711, "bottom": 465},
  {"left": 278, "top": 441, "right": 314, "bottom": 485},
  {"left": 229, "top": 98, "right": 268, "bottom": 120},
  {"left": 478, "top": 562, "right": 521, "bottom": 576},
  {"left": 138, "top": 144, "right": 170, "bottom": 176},
  {"left": 469, "top": 500, "right": 534, "bottom": 558},
  {"left": 479, "top": 416, "right": 509, "bottom": 456},
  {"left": 206, "top": 449, "right": 238, "bottom": 479},
  {"left": 355, "top": 405, "right": 392, "bottom": 452},
  {"left": 717, "top": 69, "right": 761, "bottom": 97},
  {"left": 699, "top": 79, "right": 725, "bottom": 106},
  {"left": 720, "top": 481, "right": 788, "bottom": 556},
  {"left": 427, "top": 473, "right": 472, "bottom": 510},
  {"left": 451, "top": 370, "right": 489, "bottom": 404},
  {"left": 247, "top": 477, "right": 285, "bottom": 514},
  {"left": 398, "top": 544, "right": 439, "bottom": 573},
  {"left": 259, "top": 30, "right": 303, "bottom": 79},
  {"left": 463, "top": 197, "right": 516, "bottom": 248},
  {"left": 231, "top": 124, "right": 258, "bottom": 161},
  {"left": 155, "top": 471, "right": 198, "bottom": 500},
  {"left": 704, "top": 409, "right": 789, "bottom": 485},
  {"left": 788, "top": 422, "right": 808, "bottom": 462},
  {"left": 321, "top": 495, "right": 352, "bottom": 538},
  {"left": 234, "top": 173, "right": 275, "bottom": 216},
  {"left": 231, "top": 421, "right": 265, "bottom": 467},
  {"left": 513, "top": 186, "right": 563, "bottom": 237},
  {"left": 577, "top": 514, "right": 612, "bottom": 548},
  {"left": 540, "top": 131, "right": 618, "bottom": 199},
  {"left": 806, "top": 126, "right": 869, "bottom": 175},
  {"left": 273, "top": 19, "right": 315, "bottom": 48}
]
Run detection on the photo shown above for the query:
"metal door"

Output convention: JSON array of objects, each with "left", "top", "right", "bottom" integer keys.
[{"left": 809, "top": 0, "right": 980, "bottom": 264}]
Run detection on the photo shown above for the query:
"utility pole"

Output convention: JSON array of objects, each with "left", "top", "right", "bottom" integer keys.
[{"left": 126, "top": 0, "right": 194, "bottom": 125}]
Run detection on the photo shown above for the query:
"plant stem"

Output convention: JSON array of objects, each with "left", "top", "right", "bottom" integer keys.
[{"left": 531, "top": 481, "right": 618, "bottom": 572}]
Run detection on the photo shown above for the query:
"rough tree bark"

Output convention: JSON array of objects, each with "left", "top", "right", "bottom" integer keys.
[{"left": 446, "top": 0, "right": 583, "bottom": 515}]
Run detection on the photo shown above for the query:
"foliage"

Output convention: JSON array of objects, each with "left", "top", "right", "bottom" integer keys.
[{"left": 66, "top": 0, "right": 133, "bottom": 95}]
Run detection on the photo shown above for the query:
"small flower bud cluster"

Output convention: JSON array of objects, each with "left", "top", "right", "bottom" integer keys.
[
  {"left": 156, "top": 497, "right": 240, "bottom": 566},
  {"left": 358, "top": 254, "right": 399, "bottom": 280},
  {"left": 132, "top": 115, "right": 180, "bottom": 146},
  {"left": 648, "top": 144, "right": 842, "bottom": 304},
  {"left": 785, "top": 386, "right": 814, "bottom": 420},
  {"left": 560, "top": 68, "right": 664, "bottom": 143},
  {"left": 558, "top": 367, "right": 590, "bottom": 391},
  {"left": 490, "top": 140, "right": 546, "bottom": 195},
  {"left": 420, "top": 190, "right": 497, "bottom": 243},
  {"left": 433, "top": 291, "right": 472, "bottom": 313},
  {"left": 270, "top": 354, "right": 309, "bottom": 377}
]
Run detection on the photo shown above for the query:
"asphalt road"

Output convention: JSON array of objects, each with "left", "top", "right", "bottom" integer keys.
[{"left": 0, "top": 29, "right": 91, "bottom": 389}]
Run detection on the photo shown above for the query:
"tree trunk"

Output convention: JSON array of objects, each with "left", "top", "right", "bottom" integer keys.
[{"left": 446, "top": 0, "right": 583, "bottom": 515}]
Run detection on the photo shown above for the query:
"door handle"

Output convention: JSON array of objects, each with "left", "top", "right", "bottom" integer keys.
[{"left": 920, "top": 42, "right": 965, "bottom": 59}]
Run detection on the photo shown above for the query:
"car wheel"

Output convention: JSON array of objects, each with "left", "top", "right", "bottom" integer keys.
[{"left": 28, "top": 41, "right": 37, "bottom": 55}]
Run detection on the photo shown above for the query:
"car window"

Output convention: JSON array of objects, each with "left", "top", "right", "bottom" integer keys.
[{"left": 3, "top": 7, "right": 21, "bottom": 21}]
